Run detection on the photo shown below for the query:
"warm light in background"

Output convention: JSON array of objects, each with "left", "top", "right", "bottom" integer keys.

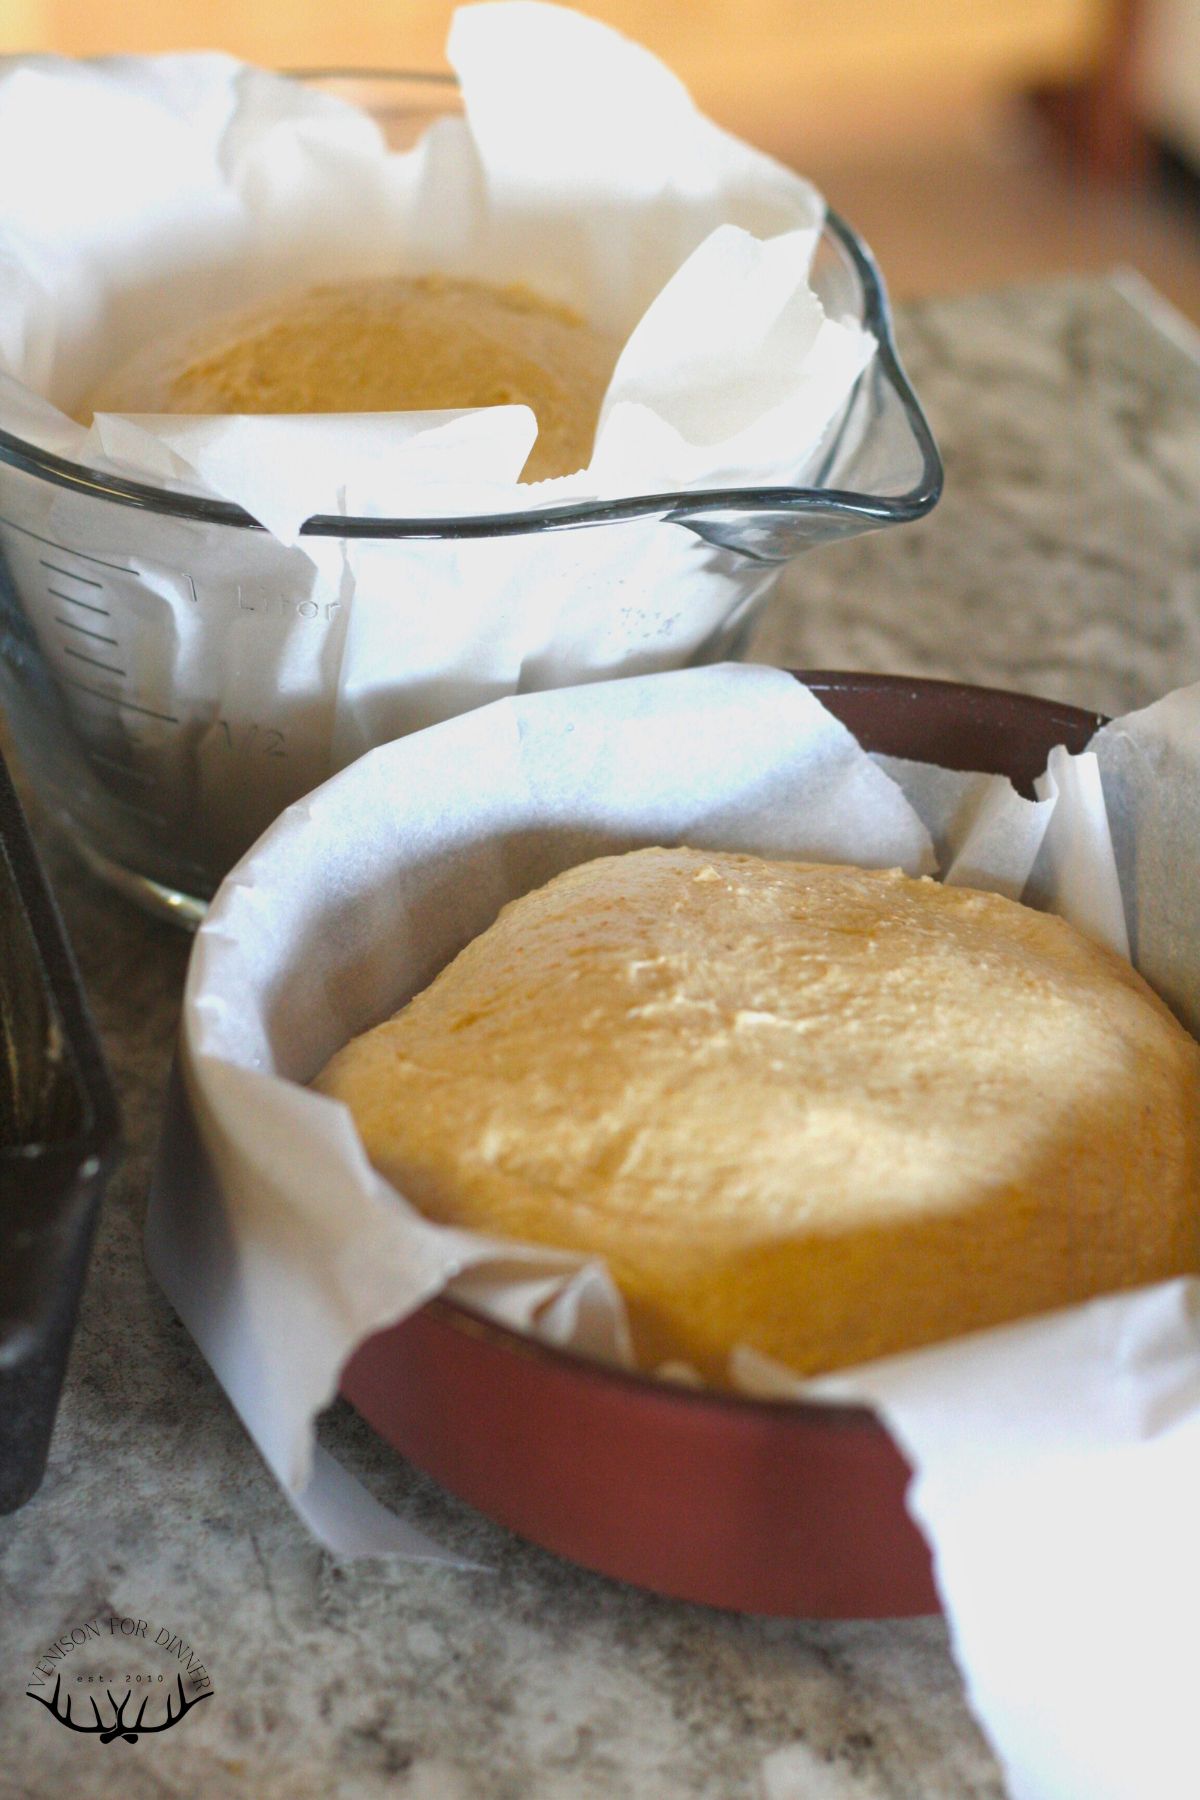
[
  {"left": 2, "top": 0, "right": 1198, "bottom": 318},
  {"left": 0, "top": 0, "right": 1116, "bottom": 161}
]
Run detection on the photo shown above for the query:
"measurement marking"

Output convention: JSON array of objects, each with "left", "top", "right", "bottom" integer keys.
[
  {"left": 87, "top": 748, "right": 158, "bottom": 788},
  {"left": 0, "top": 512, "right": 134, "bottom": 572},
  {"left": 54, "top": 616, "right": 119, "bottom": 645},
  {"left": 39, "top": 558, "right": 103, "bottom": 588},
  {"left": 63, "top": 645, "right": 127, "bottom": 677},
  {"left": 48, "top": 586, "right": 111, "bottom": 616},
  {"left": 61, "top": 677, "right": 178, "bottom": 725}
]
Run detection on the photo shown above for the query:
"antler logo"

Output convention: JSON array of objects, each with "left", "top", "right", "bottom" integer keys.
[
  {"left": 28, "top": 1671, "right": 212, "bottom": 1743},
  {"left": 26, "top": 1613, "right": 215, "bottom": 1746}
]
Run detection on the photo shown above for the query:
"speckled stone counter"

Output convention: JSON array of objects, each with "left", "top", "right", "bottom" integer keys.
[{"left": 2, "top": 274, "right": 1198, "bottom": 1800}]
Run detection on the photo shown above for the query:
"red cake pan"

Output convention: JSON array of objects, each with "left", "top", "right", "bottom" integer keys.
[{"left": 341, "top": 671, "right": 1106, "bottom": 1618}]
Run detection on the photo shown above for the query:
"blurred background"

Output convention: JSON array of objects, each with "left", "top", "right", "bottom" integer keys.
[{"left": 2, "top": 0, "right": 1199, "bottom": 320}]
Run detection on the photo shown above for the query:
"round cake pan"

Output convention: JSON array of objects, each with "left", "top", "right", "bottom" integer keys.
[{"left": 340, "top": 671, "right": 1106, "bottom": 1618}]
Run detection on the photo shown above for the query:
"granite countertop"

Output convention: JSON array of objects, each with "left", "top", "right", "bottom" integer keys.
[{"left": 3, "top": 273, "right": 1200, "bottom": 1800}]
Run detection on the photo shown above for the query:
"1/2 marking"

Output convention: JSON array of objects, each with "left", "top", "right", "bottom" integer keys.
[{"left": 215, "top": 720, "right": 287, "bottom": 758}]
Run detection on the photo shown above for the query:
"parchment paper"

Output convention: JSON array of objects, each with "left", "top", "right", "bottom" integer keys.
[
  {"left": 148, "top": 663, "right": 1200, "bottom": 1800},
  {"left": 0, "top": 3, "right": 870, "bottom": 526},
  {"left": 0, "top": 5, "right": 877, "bottom": 879}
]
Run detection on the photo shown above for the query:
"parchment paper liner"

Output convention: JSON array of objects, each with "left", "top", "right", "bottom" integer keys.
[
  {"left": 0, "top": 5, "right": 883, "bottom": 878},
  {"left": 0, "top": 3, "right": 871, "bottom": 530},
  {"left": 148, "top": 663, "right": 1200, "bottom": 1800}
]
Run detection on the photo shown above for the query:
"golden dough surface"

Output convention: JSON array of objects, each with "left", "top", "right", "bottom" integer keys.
[
  {"left": 87, "top": 274, "right": 618, "bottom": 482},
  {"left": 314, "top": 848, "right": 1200, "bottom": 1381}
]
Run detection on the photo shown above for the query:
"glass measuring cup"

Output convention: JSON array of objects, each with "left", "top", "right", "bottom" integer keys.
[{"left": 0, "top": 73, "right": 941, "bottom": 924}]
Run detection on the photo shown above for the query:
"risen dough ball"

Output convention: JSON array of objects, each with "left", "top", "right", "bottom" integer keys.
[
  {"left": 315, "top": 848, "right": 1200, "bottom": 1382},
  {"left": 87, "top": 274, "right": 619, "bottom": 482}
]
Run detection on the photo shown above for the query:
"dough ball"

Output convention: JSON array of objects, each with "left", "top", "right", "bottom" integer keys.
[
  {"left": 88, "top": 274, "right": 619, "bottom": 483},
  {"left": 315, "top": 848, "right": 1200, "bottom": 1382}
]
